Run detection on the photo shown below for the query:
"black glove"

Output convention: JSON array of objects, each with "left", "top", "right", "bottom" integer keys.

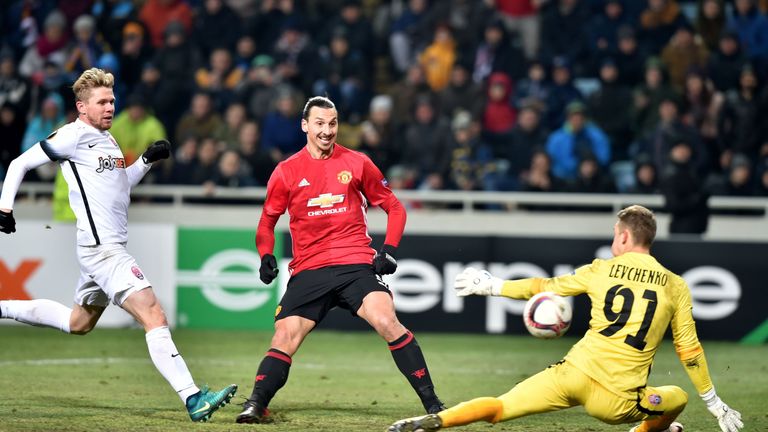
[
  {"left": 0, "top": 210, "right": 16, "bottom": 234},
  {"left": 259, "top": 253, "right": 279, "bottom": 284},
  {"left": 373, "top": 244, "right": 398, "bottom": 275},
  {"left": 141, "top": 140, "right": 171, "bottom": 164}
]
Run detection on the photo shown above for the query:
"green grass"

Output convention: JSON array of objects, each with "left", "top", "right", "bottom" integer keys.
[{"left": 0, "top": 327, "right": 765, "bottom": 431}]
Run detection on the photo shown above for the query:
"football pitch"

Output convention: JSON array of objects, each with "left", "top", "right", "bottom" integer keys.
[{"left": 0, "top": 327, "right": 764, "bottom": 432}]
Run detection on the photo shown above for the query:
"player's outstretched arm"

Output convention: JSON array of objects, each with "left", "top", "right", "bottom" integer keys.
[
  {"left": 0, "top": 144, "right": 52, "bottom": 233},
  {"left": 701, "top": 388, "right": 744, "bottom": 432},
  {"left": 454, "top": 267, "right": 504, "bottom": 297},
  {"left": 127, "top": 140, "right": 171, "bottom": 187}
]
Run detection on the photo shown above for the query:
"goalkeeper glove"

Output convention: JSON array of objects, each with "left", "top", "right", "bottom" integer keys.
[
  {"left": 701, "top": 388, "right": 744, "bottom": 432},
  {"left": 142, "top": 140, "right": 171, "bottom": 164},
  {"left": 373, "top": 244, "right": 398, "bottom": 275},
  {"left": 0, "top": 210, "right": 16, "bottom": 234},
  {"left": 454, "top": 267, "right": 504, "bottom": 297},
  {"left": 259, "top": 254, "right": 279, "bottom": 284}
]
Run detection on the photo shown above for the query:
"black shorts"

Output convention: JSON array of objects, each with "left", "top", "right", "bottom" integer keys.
[{"left": 276, "top": 264, "right": 391, "bottom": 322}]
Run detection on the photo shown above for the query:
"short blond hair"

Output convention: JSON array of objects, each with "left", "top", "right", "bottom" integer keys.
[
  {"left": 72, "top": 68, "right": 114, "bottom": 102},
  {"left": 617, "top": 205, "right": 656, "bottom": 248}
]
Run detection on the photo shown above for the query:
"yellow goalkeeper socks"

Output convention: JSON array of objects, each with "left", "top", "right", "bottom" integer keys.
[{"left": 439, "top": 397, "right": 503, "bottom": 427}]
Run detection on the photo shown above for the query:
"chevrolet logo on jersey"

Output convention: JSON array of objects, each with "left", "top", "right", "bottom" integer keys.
[
  {"left": 307, "top": 193, "right": 347, "bottom": 216},
  {"left": 307, "top": 193, "right": 345, "bottom": 208}
]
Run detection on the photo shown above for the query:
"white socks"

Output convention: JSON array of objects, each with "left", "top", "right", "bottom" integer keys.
[
  {"left": 0, "top": 299, "right": 72, "bottom": 333},
  {"left": 145, "top": 326, "right": 199, "bottom": 402}
]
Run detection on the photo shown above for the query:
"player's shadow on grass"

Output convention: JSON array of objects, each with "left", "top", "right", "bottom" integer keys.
[{"left": 43, "top": 395, "right": 179, "bottom": 418}]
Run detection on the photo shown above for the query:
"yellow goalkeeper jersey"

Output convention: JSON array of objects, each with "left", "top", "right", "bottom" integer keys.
[{"left": 501, "top": 251, "right": 710, "bottom": 400}]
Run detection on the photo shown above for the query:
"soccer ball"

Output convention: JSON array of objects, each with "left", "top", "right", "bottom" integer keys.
[{"left": 523, "top": 292, "right": 572, "bottom": 339}]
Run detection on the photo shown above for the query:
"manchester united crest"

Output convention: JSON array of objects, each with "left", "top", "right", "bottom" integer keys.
[{"left": 337, "top": 170, "right": 352, "bottom": 184}]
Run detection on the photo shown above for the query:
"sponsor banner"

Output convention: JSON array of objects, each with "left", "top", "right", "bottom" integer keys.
[
  {"left": 316, "top": 235, "right": 765, "bottom": 341},
  {"left": 176, "top": 228, "right": 285, "bottom": 329},
  {"left": 0, "top": 222, "right": 175, "bottom": 328}
]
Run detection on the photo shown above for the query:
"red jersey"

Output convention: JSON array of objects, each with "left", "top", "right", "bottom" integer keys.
[{"left": 256, "top": 144, "right": 406, "bottom": 275}]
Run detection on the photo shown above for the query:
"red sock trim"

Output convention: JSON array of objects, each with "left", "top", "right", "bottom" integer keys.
[
  {"left": 388, "top": 331, "right": 414, "bottom": 351},
  {"left": 266, "top": 349, "right": 292, "bottom": 365}
]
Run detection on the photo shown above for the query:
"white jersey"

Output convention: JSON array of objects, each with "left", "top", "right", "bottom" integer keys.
[{"left": 42, "top": 118, "right": 142, "bottom": 245}]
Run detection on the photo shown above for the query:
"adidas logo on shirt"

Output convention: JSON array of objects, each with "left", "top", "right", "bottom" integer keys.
[{"left": 299, "top": 178, "right": 310, "bottom": 187}]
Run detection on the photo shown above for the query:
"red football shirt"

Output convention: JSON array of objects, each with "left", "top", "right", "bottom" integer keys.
[{"left": 256, "top": 144, "right": 406, "bottom": 275}]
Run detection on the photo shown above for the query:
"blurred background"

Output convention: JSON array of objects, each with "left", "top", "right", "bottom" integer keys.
[{"left": 0, "top": 0, "right": 766, "bottom": 340}]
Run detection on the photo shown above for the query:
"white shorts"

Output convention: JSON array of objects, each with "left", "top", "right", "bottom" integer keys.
[{"left": 75, "top": 243, "right": 152, "bottom": 307}]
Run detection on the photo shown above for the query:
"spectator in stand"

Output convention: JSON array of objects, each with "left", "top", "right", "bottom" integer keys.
[
  {"left": 359, "top": 95, "right": 400, "bottom": 176},
  {"left": 659, "top": 138, "right": 710, "bottom": 235},
  {"left": 631, "top": 57, "right": 678, "bottom": 138},
  {"left": 208, "top": 150, "right": 256, "bottom": 188},
  {"left": 707, "top": 31, "right": 748, "bottom": 92},
  {"left": 110, "top": 93, "right": 167, "bottom": 166},
  {"left": 139, "top": 0, "right": 193, "bottom": 49},
  {"left": 245, "top": 0, "right": 303, "bottom": 56},
  {"left": 313, "top": 27, "right": 368, "bottom": 120},
  {"left": 545, "top": 56, "right": 583, "bottom": 130},
  {"left": 63, "top": 15, "right": 103, "bottom": 79},
  {"left": 423, "top": 0, "right": 492, "bottom": 61},
  {"left": 566, "top": 153, "right": 617, "bottom": 193},
  {"left": 637, "top": 0, "right": 688, "bottom": 56},
  {"left": 546, "top": 101, "right": 611, "bottom": 181},
  {"left": 438, "top": 61, "right": 484, "bottom": 120},
  {"left": 19, "top": 9, "right": 69, "bottom": 79},
  {"left": 481, "top": 72, "right": 517, "bottom": 145},
  {"left": 322, "top": 0, "right": 375, "bottom": 74},
  {"left": 191, "top": 137, "right": 220, "bottom": 185},
  {"left": 0, "top": 52, "right": 32, "bottom": 121},
  {"left": 514, "top": 60, "right": 550, "bottom": 114},
  {"left": 233, "top": 36, "right": 257, "bottom": 73},
  {"left": 472, "top": 18, "right": 526, "bottom": 84},
  {"left": 389, "top": 0, "right": 430, "bottom": 75},
  {"left": 272, "top": 19, "right": 319, "bottom": 95},
  {"left": 0, "top": 103, "right": 26, "bottom": 177},
  {"left": 627, "top": 153, "right": 660, "bottom": 194},
  {"left": 192, "top": 0, "right": 242, "bottom": 58},
  {"left": 236, "top": 55, "right": 279, "bottom": 122},
  {"left": 695, "top": 0, "right": 727, "bottom": 52},
  {"left": 755, "top": 156, "right": 768, "bottom": 195},
  {"left": 400, "top": 95, "right": 453, "bottom": 184},
  {"left": 728, "top": 0, "right": 768, "bottom": 77},
  {"left": 175, "top": 91, "right": 224, "bottom": 145},
  {"left": 718, "top": 63, "right": 764, "bottom": 171},
  {"left": 495, "top": 0, "right": 540, "bottom": 60},
  {"left": 260, "top": 86, "right": 305, "bottom": 160},
  {"left": 92, "top": 0, "right": 138, "bottom": 51},
  {"left": 587, "top": 0, "right": 630, "bottom": 75},
  {"left": 387, "top": 63, "right": 431, "bottom": 127},
  {"left": 710, "top": 153, "right": 755, "bottom": 196},
  {"left": 587, "top": 58, "right": 634, "bottom": 161},
  {"left": 236, "top": 120, "right": 276, "bottom": 186},
  {"left": 21, "top": 93, "right": 65, "bottom": 153},
  {"left": 118, "top": 22, "right": 153, "bottom": 96},
  {"left": 195, "top": 47, "right": 244, "bottom": 112},
  {"left": 539, "top": 0, "right": 590, "bottom": 75},
  {"left": 132, "top": 62, "right": 162, "bottom": 118},
  {"left": 3, "top": 1, "right": 56, "bottom": 58},
  {"left": 520, "top": 149, "right": 565, "bottom": 192},
  {"left": 419, "top": 23, "right": 457, "bottom": 92},
  {"left": 680, "top": 68, "right": 723, "bottom": 171},
  {"left": 636, "top": 95, "right": 708, "bottom": 176},
  {"left": 213, "top": 103, "right": 248, "bottom": 151},
  {"left": 660, "top": 23, "right": 709, "bottom": 92},
  {"left": 447, "top": 111, "right": 495, "bottom": 192},
  {"left": 503, "top": 103, "right": 549, "bottom": 181},
  {"left": 151, "top": 20, "right": 200, "bottom": 133},
  {"left": 614, "top": 26, "right": 647, "bottom": 88},
  {"left": 163, "top": 135, "right": 199, "bottom": 184}
]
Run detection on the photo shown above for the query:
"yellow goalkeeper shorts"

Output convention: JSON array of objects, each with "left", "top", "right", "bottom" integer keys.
[{"left": 496, "top": 360, "right": 688, "bottom": 425}]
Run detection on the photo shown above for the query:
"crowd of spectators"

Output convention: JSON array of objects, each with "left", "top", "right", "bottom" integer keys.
[{"left": 2, "top": 0, "right": 768, "bottom": 205}]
